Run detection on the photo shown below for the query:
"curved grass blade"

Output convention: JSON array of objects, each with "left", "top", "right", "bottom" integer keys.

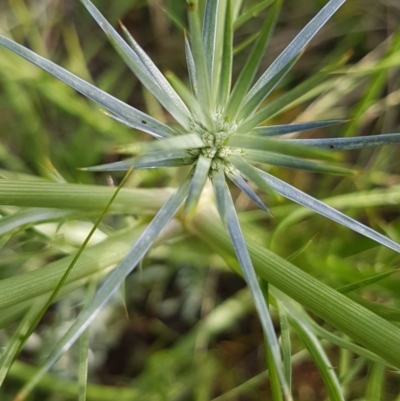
[
  {"left": 134, "top": 149, "right": 194, "bottom": 169},
  {"left": 225, "top": 169, "right": 270, "bottom": 213},
  {"left": 256, "top": 169, "right": 400, "bottom": 253},
  {"left": 212, "top": 178, "right": 291, "bottom": 401},
  {"left": 184, "top": 32, "right": 198, "bottom": 97},
  {"left": 242, "top": 0, "right": 346, "bottom": 116},
  {"left": 282, "top": 132, "right": 400, "bottom": 150},
  {"left": 276, "top": 300, "right": 292, "bottom": 392},
  {"left": 0, "top": 35, "right": 174, "bottom": 139},
  {"left": 80, "top": 159, "right": 135, "bottom": 172},
  {"left": 0, "top": 208, "right": 73, "bottom": 237},
  {"left": 16, "top": 180, "right": 190, "bottom": 401},
  {"left": 289, "top": 315, "right": 345, "bottom": 401},
  {"left": 202, "top": 0, "right": 220, "bottom": 91},
  {"left": 244, "top": 150, "right": 352, "bottom": 175},
  {"left": 81, "top": 0, "right": 191, "bottom": 128},
  {"left": 227, "top": 0, "right": 281, "bottom": 118},
  {"left": 254, "top": 120, "right": 346, "bottom": 137},
  {"left": 187, "top": 1, "right": 211, "bottom": 110},
  {"left": 184, "top": 156, "right": 212, "bottom": 214},
  {"left": 217, "top": 0, "right": 233, "bottom": 106}
]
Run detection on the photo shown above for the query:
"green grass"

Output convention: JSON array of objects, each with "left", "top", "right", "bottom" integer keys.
[{"left": 0, "top": 0, "right": 400, "bottom": 400}]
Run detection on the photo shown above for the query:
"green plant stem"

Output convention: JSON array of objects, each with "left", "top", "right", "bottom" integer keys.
[{"left": 187, "top": 207, "right": 400, "bottom": 368}]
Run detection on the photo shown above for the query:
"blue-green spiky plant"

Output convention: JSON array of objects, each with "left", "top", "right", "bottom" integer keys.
[{"left": 2, "top": 0, "right": 400, "bottom": 399}]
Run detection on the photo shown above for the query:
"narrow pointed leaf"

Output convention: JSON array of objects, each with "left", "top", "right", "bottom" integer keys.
[
  {"left": 257, "top": 169, "right": 400, "bottom": 253},
  {"left": 217, "top": 0, "right": 233, "bottom": 106},
  {"left": 81, "top": 0, "right": 191, "bottom": 128},
  {"left": 213, "top": 180, "right": 291, "bottom": 399},
  {"left": 229, "top": 155, "right": 276, "bottom": 197},
  {"left": 184, "top": 32, "right": 198, "bottom": 97},
  {"left": 282, "top": 132, "right": 400, "bottom": 150},
  {"left": 254, "top": 120, "right": 346, "bottom": 137},
  {"left": 165, "top": 71, "right": 214, "bottom": 129},
  {"left": 39, "top": 180, "right": 190, "bottom": 379},
  {"left": 244, "top": 0, "right": 346, "bottom": 115},
  {"left": 233, "top": 0, "right": 275, "bottom": 30},
  {"left": 227, "top": 0, "right": 282, "bottom": 118},
  {"left": 0, "top": 35, "right": 173, "bottom": 138},
  {"left": 187, "top": 1, "right": 211, "bottom": 110},
  {"left": 202, "top": 0, "right": 220, "bottom": 90},
  {"left": 134, "top": 149, "right": 194, "bottom": 169},
  {"left": 80, "top": 159, "right": 135, "bottom": 172},
  {"left": 226, "top": 169, "right": 270, "bottom": 213},
  {"left": 238, "top": 55, "right": 299, "bottom": 121},
  {"left": 229, "top": 135, "right": 336, "bottom": 161},
  {"left": 244, "top": 150, "right": 352, "bottom": 175},
  {"left": 233, "top": 31, "right": 260, "bottom": 56},
  {"left": 276, "top": 301, "right": 292, "bottom": 392},
  {"left": 141, "top": 133, "right": 205, "bottom": 153},
  {"left": 289, "top": 316, "right": 345, "bottom": 401},
  {"left": 185, "top": 156, "right": 212, "bottom": 214},
  {"left": 211, "top": 169, "right": 228, "bottom": 219}
]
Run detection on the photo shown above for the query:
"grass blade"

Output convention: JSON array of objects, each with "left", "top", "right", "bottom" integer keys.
[
  {"left": 256, "top": 169, "right": 400, "bottom": 253},
  {"left": 243, "top": 150, "right": 352, "bottom": 175},
  {"left": 141, "top": 133, "right": 205, "bottom": 152},
  {"left": 0, "top": 35, "right": 173, "bottom": 139},
  {"left": 81, "top": 0, "right": 190, "bottom": 128},
  {"left": 225, "top": 169, "right": 270, "bottom": 213},
  {"left": 254, "top": 120, "right": 346, "bottom": 136},
  {"left": 233, "top": 0, "right": 275, "bottom": 30},
  {"left": 276, "top": 300, "right": 292, "bottom": 392},
  {"left": 134, "top": 149, "right": 194, "bottom": 169},
  {"left": 16, "top": 180, "right": 190, "bottom": 400},
  {"left": 283, "top": 132, "right": 400, "bottom": 150},
  {"left": 227, "top": 0, "right": 281, "bottom": 118},
  {"left": 185, "top": 156, "right": 212, "bottom": 214},
  {"left": 243, "top": 0, "right": 346, "bottom": 115},
  {"left": 80, "top": 159, "right": 135, "bottom": 172},
  {"left": 212, "top": 178, "right": 291, "bottom": 400}
]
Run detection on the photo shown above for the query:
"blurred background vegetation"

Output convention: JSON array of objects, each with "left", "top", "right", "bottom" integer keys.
[{"left": 0, "top": 0, "right": 400, "bottom": 400}]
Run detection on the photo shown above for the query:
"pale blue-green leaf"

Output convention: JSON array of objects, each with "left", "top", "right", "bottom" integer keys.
[
  {"left": 217, "top": 0, "right": 233, "bottom": 106},
  {"left": 141, "top": 133, "right": 205, "bottom": 153},
  {"left": 237, "top": 55, "right": 298, "bottom": 121},
  {"left": 227, "top": 0, "right": 281, "bottom": 118},
  {"left": 0, "top": 208, "right": 73, "bottom": 237},
  {"left": 210, "top": 169, "right": 227, "bottom": 220},
  {"left": 184, "top": 32, "right": 198, "bottom": 97},
  {"left": 79, "top": 160, "right": 135, "bottom": 172},
  {"left": 257, "top": 169, "right": 400, "bottom": 253},
  {"left": 202, "top": 0, "right": 220, "bottom": 91},
  {"left": 282, "top": 132, "right": 400, "bottom": 150},
  {"left": 225, "top": 169, "right": 270, "bottom": 213},
  {"left": 229, "top": 135, "right": 336, "bottom": 161},
  {"left": 244, "top": 150, "right": 352, "bottom": 175},
  {"left": 185, "top": 156, "right": 212, "bottom": 214},
  {"left": 134, "top": 149, "right": 194, "bottom": 169},
  {"left": 187, "top": 2, "right": 212, "bottom": 110},
  {"left": 40, "top": 180, "right": 190, "bottom": 376},
  {"left": 254, "top": 120, "right": 346, "bottom": 137},
  {"left": 244, "top": 0, "right": 346, "bottom": 114},
  {"left": 215, "top": 180, "right": 291, "bottom": 400},
  {"left": 289, "top": 316, "right": 344, "bottom": 401},
  {"left": 233, "top": 0, "right": 275, "bottom": 29},
  {"left": 0, "top": 35, "right": 173, "bottom": 139},
  {"left": 238, "top": 71, "right": 334, "bottom": 133},
  {"left": 165, "top": 71, "right": 214, "bottom": 130},
  {"left": 229, "top": 155, "right": 276, "bottom": 198},
  {"left": 81, "top": 0, "right": 190, "bottom": 128}
]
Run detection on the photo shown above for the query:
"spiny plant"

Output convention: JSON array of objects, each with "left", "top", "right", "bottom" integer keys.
[{"left": 1, "top": 0, "right": 400, "bottom": 400}]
